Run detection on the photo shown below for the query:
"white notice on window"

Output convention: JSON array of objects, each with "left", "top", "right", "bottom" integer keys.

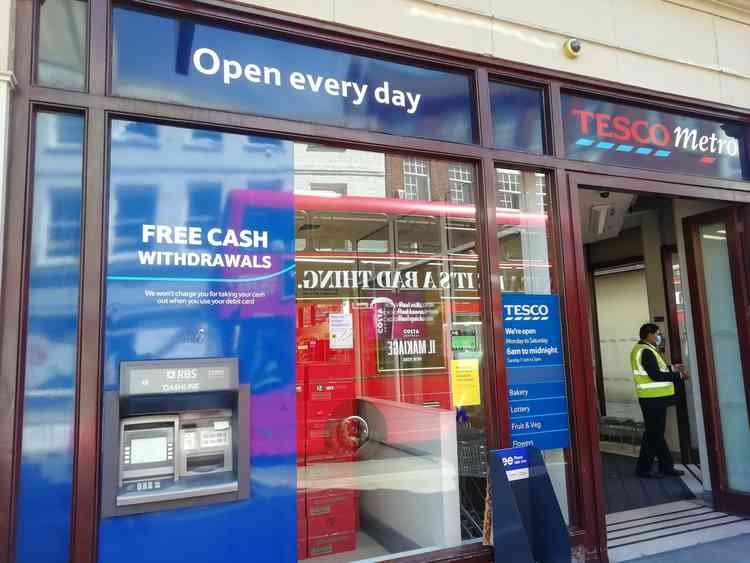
[{"left": 329, "top": 313, "right": 353, "bottom": 349}]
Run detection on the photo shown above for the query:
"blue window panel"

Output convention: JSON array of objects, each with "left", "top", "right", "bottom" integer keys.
[
  {"left": 15, "top": 112, "right": 84, "bottom": 563},
  {"left": 635, "top": 147, "right": 653, "bottom": 155},
  {"left": 490, "top": 81, "right": 545, "bottom": 154},
  {"left": 616, "top": 144, "right": 635, "bottom": 152},
  {"left": 37, "top": 0, "right": 88, "bottom": 90},
  {"left": 595, "top": 141, "right": 615, "bottom": 149},
  {"left": 112, "top": 7, "right": 476, "bottom": 145}
]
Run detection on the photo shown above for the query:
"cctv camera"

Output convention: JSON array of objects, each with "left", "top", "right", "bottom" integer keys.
[
  {"left": 600, "top": 191, "right": 610, "bottom": 199},
  {"left": 564, "top": 38, "right": 582, "bottom": 59}
]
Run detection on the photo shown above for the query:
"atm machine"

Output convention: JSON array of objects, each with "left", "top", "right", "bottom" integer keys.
[{"left": 101, "top": 358, "right": 250, "bottom": 516}]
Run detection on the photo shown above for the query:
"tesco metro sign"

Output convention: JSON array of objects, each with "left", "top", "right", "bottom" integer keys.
[
  {"left": 571, "top": 109, "right": 740, "bottom": 157},
  {"left": 562, "top": 93, "right": 748, "bottom": 181}
]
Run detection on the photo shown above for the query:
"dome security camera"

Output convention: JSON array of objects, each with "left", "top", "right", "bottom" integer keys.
[
  {"left": 600, "top": 191, "right": 610, "bottom": 199},
  {"left": 564, "top": 38, "right": 582, "bottom": 59}
]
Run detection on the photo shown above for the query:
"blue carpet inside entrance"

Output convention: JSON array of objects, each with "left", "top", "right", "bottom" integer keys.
[{"left": 603, "top": 453, "right": 694, "bottom": 514}]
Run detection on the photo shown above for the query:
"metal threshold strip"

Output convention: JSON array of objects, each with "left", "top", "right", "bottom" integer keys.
[{"left": 606, "top": 498, "right": 750, "bottom": 562}]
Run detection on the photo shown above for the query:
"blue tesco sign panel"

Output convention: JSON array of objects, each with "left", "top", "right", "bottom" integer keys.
[
  {"left": 112, "top": 7, "right": 476, "bottom": 144},
  {"left": 502, "top": 294, "right": 570, "bottom": 450}
]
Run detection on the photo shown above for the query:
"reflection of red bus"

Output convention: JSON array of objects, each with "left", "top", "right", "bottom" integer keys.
[
  {"left": 224, "top": 190, "right": 548, "bottom": 225},
  {"left": 225, "top": 189, "right": 551, "bottom": 556},
  {"left": 291, "top": 193, "right": 547, "bottom": 408},
  {"left": 292, "top": 194, "right": 483, "bottom": 415},
  {"left": 223, "top": 189, "right": 550, "bottom": 408}
]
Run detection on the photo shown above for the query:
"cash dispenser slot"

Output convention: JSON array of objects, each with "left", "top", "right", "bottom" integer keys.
[
  {"left": 100, "top": 358, "right": 250, "bottom": 517},
  {"left": 187, "top": 453, "right": 224, "bottom": 473}
]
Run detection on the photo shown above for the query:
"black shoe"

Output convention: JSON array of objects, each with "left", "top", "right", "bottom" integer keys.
[
  {"left": 660, "top": 468, "right": 685, "bottom": 477},
  {"left": 636, "top": 470, "right": 664, "bottom": 479}
]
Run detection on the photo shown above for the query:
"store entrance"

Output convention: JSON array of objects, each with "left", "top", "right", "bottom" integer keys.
[
  {"left": 582, "top": 190, "right": 699, "bottom": 511},
  {"left": 577, "top": 187, "right": 750, "bottom": 561}
]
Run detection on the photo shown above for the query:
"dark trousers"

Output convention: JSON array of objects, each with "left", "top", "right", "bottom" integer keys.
[{"left": 636, "top": 398, "right": 675, "bottom": 474}]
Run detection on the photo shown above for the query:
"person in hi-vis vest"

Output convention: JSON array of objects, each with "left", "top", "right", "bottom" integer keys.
[{"left": 631, "top": 323, "right": 689, "bottom": 478}]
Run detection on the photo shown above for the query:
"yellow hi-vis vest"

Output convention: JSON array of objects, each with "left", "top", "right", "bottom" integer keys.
[{"left": 630, "top": 342, "right": 676, "bottom": 399}]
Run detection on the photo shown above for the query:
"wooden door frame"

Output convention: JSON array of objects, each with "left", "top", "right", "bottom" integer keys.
[
  {"left": 661, "top": 244, "right": 694, "bottom": 464},
  {"left": 563, "top": 172, "right": 750, "bottom": 557},
  {"left": 586, "top": 247, "right": 607, "bottom": 418},
  {"left": 683, "top": 206, "right": 750, "bottom": 514}
]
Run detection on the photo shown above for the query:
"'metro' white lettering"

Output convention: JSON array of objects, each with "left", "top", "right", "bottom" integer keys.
[{"left": 673, "top": 126, "right": 739, "bottom": 156}]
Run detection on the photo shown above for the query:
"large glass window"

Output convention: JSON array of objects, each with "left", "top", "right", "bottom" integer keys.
[
  {"left": 296, "top": 147, "right": 487, "bottom": 560},
  {"left": 37, "top": 0, "right": 88, "bottom": 90},
  {"left": 495, "top": 167, "right": 570, "bottom": 521},
  {"left": 15, "top": 111, "right": 85, "bottom": 562},
  {"left": 102, "top": 119, "right": 488, "bottom": 561}
]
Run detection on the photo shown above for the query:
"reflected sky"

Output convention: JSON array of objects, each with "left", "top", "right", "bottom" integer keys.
[{"left": 15, "top": 111, "right": 84, "bottom": 563}]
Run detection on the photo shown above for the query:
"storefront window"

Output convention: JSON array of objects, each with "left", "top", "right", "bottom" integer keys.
[
  {"left": 297, "top": 147, "right": 487, "bottom": 560},
  {"left": 496, "top": 167, "right": 570, "bottom": 522},
  {"left": 490, "top": 81, "right": 546, "bottom": 154},
  {"left": 15, "top": 111, "right": 85, "bottom": 562},
  {"left": 102, "top": 120, "right": 487, "bottom": 561},
  {"left": 36, "top": 0, "right": 88, "bottom": 90}
]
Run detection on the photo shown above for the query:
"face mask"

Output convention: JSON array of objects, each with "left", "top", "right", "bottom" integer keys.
[{"left": 655, "top": 334, "right": 663, "bottom": 347}]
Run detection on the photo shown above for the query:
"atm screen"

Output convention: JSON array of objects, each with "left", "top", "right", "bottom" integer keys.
[{"left": 130, "top": 437, "right": 168, "bottom": 464}]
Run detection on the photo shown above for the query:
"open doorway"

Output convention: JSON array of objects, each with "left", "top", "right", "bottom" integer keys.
[
  {"left": 577, "top": 186, "right": 750, "bottom": 561},
  {"left": 582, "top": 189, "right": 700, "bottom": 511}
]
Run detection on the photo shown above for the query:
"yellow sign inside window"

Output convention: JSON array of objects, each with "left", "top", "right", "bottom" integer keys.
[{"left": 450, "top": 358, "right": 481, "bottom": 407}]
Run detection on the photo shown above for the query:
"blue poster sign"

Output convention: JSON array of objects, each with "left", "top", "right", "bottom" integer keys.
[
  {"left": 502, "top": 294, "right": 570, "bottom": 450},
  {"left": 112, "top": 7, "right": 476, "bottom": 145},
  {"left": 98, "top": 122, "right": 297, "bottom": 563}
]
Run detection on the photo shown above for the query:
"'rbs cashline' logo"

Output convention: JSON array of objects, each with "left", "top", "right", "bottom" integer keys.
[
  {"left": 161, "top": 368, "right": 199, "bottom": 392},
  {"left": 166, "top": 368, "right": 198, "bottom": 380}
]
